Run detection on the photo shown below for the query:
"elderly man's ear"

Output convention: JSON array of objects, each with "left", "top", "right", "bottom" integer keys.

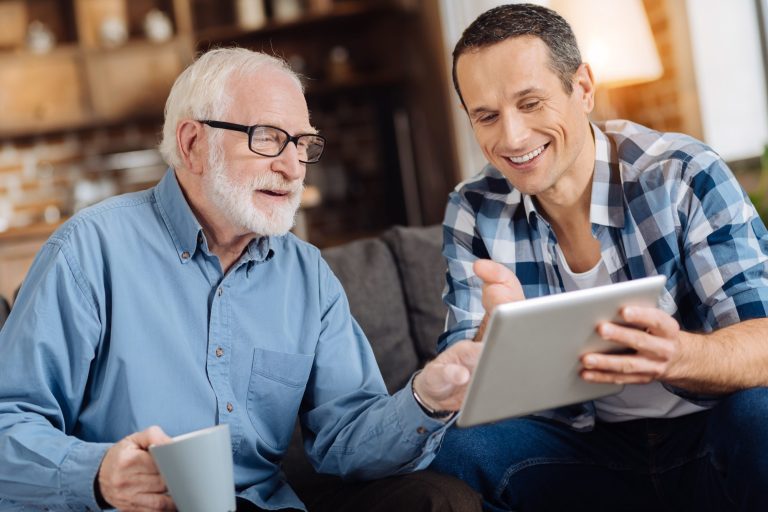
[{"left": 177, "top": 120, "right": 207, "bottom": 175}]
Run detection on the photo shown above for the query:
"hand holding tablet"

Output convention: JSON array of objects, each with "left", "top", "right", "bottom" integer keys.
[{"left": 456, "top": 274, "right": 667, "bottom": 427}]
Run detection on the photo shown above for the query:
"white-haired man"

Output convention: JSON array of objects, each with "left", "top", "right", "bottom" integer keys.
[{"left": 0, "top": 48, "right": 482, "bottom": 512}]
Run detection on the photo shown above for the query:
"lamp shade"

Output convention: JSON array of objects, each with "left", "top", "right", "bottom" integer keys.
[{"left": 550, "top": 0, "right": 663, "bottom": 87}]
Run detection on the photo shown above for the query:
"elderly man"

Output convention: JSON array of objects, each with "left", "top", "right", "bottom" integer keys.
[
  {"left": 0, "top": 48, "right": 481, "bottom": 511},
  {"left": 430, "top": 3, "right": 768, "bottom": 511}
]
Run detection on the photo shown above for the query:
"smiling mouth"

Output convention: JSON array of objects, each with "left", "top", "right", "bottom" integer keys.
[
  {"left": 507, "top": 143, "right": 550, "bottom": 164},
  {"left": 258, "top": 189, "right": 291, "bottom": 197}
]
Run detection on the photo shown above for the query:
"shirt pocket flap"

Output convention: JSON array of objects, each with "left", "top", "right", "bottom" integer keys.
[{"left": 250, "top": 347, "right": 314, "bottom": 387}]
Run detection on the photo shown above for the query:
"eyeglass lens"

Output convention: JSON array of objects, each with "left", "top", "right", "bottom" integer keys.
[{"left": 251, "top": 126, "right": 324, "bottom": 163}]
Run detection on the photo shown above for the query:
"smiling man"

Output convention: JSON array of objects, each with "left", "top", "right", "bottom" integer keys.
[
  {"left": 430, "top": 4, "right": 768, "bottom": 511},
  {"left": 0, "top": 48, "right": 483, "bottom": 512}
]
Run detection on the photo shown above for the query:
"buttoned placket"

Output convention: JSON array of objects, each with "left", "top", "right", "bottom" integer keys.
[{"left": 205, "top": 262, "right": 244, "bottom": 452}]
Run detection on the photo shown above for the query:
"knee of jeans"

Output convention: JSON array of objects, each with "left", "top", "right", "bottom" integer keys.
[
  {"left": 714, "top": 388, "right": 768, "bottom": 453},
  {"left": 431, "top": 425, "right": 495, "bottom": 471},
  {"left": 719, "top": 387, "right": 768, "bottom": 423},
  {"left": 429, "top": 424, "right": 508, "bottom": 495}
]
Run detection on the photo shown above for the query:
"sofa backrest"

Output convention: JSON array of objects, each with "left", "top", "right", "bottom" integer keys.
[
  {"left": 320, "top": 225, "right": 446, "bottom": 392},
  {"left": 321, "top": 235, "right": 421, "bottom": 392},
  {"left": 381, "top": 225, "right": 446, "bottom": 362}
]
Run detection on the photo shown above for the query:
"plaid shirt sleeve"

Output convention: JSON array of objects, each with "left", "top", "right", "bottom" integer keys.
[
  {"left": 675, "top": 146, "right": 768, "bottom": 328},
  {"left": 439, "top": 179, "right": 490, "bottom": 351}
]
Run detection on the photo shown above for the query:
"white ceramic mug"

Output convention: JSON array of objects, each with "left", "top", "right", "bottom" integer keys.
[{"left": 149, "top": 424, "right": 236, "bottom": 512}]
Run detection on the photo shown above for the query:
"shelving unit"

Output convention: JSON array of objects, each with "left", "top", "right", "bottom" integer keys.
[
  {"left": 0, "top": 0, "right": 459, "bottom": 248},
  {"left": 0, "top": 0, "right": 195, "bottom": 136}
]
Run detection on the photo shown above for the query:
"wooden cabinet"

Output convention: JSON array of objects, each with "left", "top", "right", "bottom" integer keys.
[
  {"left": 0, "top": 0, "right": 195, "bottom": 137},
  {"left": 0, "top": 50, "right": 88, "bottom": 134},
  {"left": 85, "top": 38, "right": 193, "bottom": 120}
]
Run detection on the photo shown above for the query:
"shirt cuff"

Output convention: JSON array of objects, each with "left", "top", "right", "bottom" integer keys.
[
  {"left": 393, "top": 374, "right": 451, "bottom": 447},
  {"left": 60, "top": 440, "right": 113, "bottom": 509}
]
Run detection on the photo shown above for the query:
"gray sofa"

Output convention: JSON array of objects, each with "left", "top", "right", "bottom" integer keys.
[{"left": 283, "top": 225, "right": 449, "bottom": 503}]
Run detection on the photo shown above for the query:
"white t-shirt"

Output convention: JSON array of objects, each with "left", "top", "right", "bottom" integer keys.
[{"left": 554, "top": 245, "right": 708, "bottom": 422}]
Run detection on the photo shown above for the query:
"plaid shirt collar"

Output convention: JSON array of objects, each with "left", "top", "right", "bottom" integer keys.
[{"left": 521, "top": 122, "right": 626, "bottom": 230}]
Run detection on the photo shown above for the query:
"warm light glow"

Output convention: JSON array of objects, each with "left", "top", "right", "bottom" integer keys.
[{"left": 550, "top": 0, "right": 663, "bottom": 87}]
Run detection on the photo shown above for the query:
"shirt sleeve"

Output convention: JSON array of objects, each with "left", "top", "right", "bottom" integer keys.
[
  {"left": 0, "top": 239, "right": 112, "bottom": 509},
  {"left": 438, "top": 190, "right": 487, "bottom": 351},
  {"left": 678, "top": 151, "right": 768, "bottom": 328},
  {"left": 297, "top": 258, "right": 448, "bottom": 480}
]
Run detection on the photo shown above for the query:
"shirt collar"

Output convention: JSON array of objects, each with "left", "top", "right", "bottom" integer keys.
[
  {"left": 590, "top": 122, "right": 625, "bottom": 229},
  {"left": 521, "top": 122, "right": 625, "bottom": 229},
  {"left": 153, "top": 168, "right": 275, "bottom": 265},
  {"left": 154, "top": 168, "right": 204, "bottom": 263}
]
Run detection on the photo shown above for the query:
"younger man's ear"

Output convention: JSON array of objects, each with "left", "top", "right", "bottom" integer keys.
[{"left": 574, "top": 63, "right": 596, "bottom": 113}]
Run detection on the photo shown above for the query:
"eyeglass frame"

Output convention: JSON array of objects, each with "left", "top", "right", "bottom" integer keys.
[{"left": 199, "top": 120, "right": 326, "bottom": 164}]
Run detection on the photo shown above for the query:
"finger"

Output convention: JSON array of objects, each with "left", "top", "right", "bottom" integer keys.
[
  {"left": 582, "top": 352, "right": 665, "bottom": 377},
  {"left": 442, "top": 364, "right": 471, "bottom": 386},
  {"left": 598, "top": 323, "right": 674, "bottom": 360},
  {"left": 621, "top": 306, "right": 679, "bottom": 337},
  {"left": 474, "top": 259, "right": 518, "bottom": 287},
  {"left": 131, "top": 492, "right": 177, "bottom": 511},
  {"left": 124, "top": 450, "right": 164, "bottom": 476},
  {"left": 581, "top": 370, "right": 655, "bottom": 385},
  {"left": 420, "top": 364, "right": 457, "bottom": 396},
  {"left": 449, "top": 340, "right": 483, "bottom": 370},
  {"left": 131, "top": 426, "right": 173, "bottom": 449},
  {"left": 116, "top": 473, "right": 168, "bottom": 494},
  {"left": 483, "top": 283, "right": 521, "bottom": 309}
]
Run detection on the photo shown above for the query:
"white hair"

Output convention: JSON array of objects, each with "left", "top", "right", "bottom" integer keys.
[{"left": 158, "top": 47, "right": 304, "bottom": 169}]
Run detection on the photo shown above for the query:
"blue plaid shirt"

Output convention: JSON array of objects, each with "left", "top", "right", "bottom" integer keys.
[{"left": 441, "top": 120, "right": 768, "bottom": 430}]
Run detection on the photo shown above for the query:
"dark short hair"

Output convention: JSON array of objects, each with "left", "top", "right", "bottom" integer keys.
[{"left": 452, "top": 3, "right": 582, "bottom": 108}]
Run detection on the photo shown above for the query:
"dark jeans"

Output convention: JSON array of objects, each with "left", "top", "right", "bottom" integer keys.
[
  {"left": 236, "top": 470, "right": 482, "bottom": 511},
  {"left": 430, "top": 388, "right": 768, "bottom": 511}
]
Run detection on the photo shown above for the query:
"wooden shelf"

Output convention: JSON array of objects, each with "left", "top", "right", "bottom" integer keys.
[{"left": 195, "top": 2, "right": 395, "bottom": 46}]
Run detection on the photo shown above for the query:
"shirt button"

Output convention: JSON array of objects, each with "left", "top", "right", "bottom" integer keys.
[
  {"left": 215, "top": 347, "right": 224, "bottom": 357},
  {"left": 217, "top": 287, "right": 223, "bottom": 296},
  {"left": 226, "top": 402, "right": 234, "bottom": 413},
  {"left": 181, "top": 251, "right": 190, "bottom": 260},
  {"left": 416, "top": 426, "right": 428, "bottom": 434}
]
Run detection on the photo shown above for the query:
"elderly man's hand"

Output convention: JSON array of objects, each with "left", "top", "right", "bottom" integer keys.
[
  {"left": 97, "top": 425, "right": 176, "bottom": 511},
  {"left": 413, "top": 340, "right": 482, "bottom": 413}
]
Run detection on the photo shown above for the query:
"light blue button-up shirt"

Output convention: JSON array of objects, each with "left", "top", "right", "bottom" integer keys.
[{"left": 0, "top": 169, "right": 446, "bottom": 511}]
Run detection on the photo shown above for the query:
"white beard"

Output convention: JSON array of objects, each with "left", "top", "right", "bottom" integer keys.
[{"left": 204, "top": 153, "right": 303, "bottom": 237}]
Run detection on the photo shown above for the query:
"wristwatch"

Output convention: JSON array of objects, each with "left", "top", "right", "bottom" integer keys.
[{"left": 411, "top": 370, "right": 456, "bottom": 419}]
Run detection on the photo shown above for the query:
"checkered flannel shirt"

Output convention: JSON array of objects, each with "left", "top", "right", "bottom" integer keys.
[{"left": 441, "top": 120, "right": 768, "bottom": 430}]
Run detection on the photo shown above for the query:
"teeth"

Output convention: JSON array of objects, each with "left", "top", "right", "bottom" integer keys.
[{"left": 509, "top": 145, "right": 545, "bottom": 164}]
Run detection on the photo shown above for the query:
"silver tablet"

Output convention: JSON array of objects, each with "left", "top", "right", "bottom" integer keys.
[{"left": 457, "top": 275, "right": 667, "bottom": 428}]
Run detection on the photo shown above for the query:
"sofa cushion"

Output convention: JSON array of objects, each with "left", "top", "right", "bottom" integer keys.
[
  {"left": 382, "top": 226, "right": 446, "bottom": 362},
  {"left": 321, "top": 236, "right": 419, "bottom": 392}
]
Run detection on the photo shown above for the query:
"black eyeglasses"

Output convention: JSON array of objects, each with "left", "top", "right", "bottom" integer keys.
[{"left": 200, "top": 120, "right": 326, "bottom": 164}]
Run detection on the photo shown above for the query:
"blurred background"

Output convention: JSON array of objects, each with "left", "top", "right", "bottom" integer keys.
[{"left": 0, "top": 0, "right": 766, "bottom": 300}]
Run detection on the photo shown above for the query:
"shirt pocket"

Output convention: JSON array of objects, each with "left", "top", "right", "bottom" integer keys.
[{"left": 246, "top": 346, "right": 314, "bottom": 452}]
